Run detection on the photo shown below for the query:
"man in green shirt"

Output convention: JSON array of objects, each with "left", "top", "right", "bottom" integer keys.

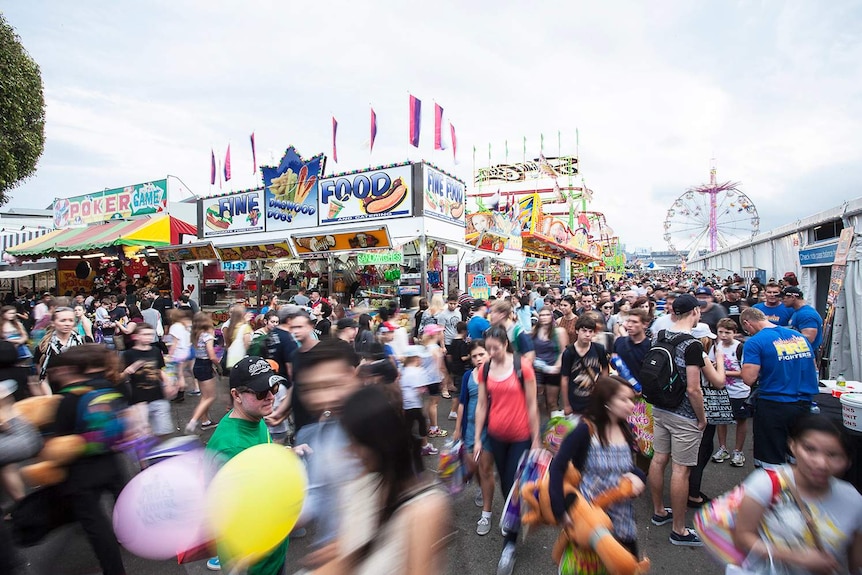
[{"left": 206, "top": 356, "right": 288, "bottom": 574}]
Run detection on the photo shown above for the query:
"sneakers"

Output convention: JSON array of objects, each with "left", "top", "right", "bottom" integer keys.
[
  {"left": 477, "top": 516, "right": 491, "bottom": 536},
  {"left": 474, "top": 489, "right": 484, "bottom": 508},
  {"left": 651, "top": 507, "right": 673, "bottom": 526},
  {"left": 730, "top": 450, "right": 745, "bottom": 467},
  {"left": 670, "top": 528, "right": 703, "bottom": 547},
  {"left": 171, "top": 390, "right": 184, "bottom": 403},
  {"left": 447, "top": 411, "right": 458, "bottom": 420},
  {"left": 187, "top": 390, "right": 202, "bottom": 396},
  {"left": 496, "top": 542, "right": 517, "bottom": 575},
  {"left": 184, "top": 420, "right": 199, "bottom": 435},
  {"left": 421, "top": 444, "right": 439, "bottom": 456},
  {"left": 428, "top": 428, "right": 448, "bottom": 438},
  {"left": 711, "top": 446, "right": 730, "bottom": 462},
  {"left": 201, "top": 420, "right": 218, "bottom": 430},
  {"left": 206, "top": 556, "right": 221, "bottom": 571}
]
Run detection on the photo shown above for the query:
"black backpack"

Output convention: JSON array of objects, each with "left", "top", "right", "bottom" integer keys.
[{"left": 640, "top": 330, "right": 695, "bottom": 409}]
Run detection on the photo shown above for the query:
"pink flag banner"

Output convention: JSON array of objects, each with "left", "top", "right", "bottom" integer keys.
[
  {"left": 250, "top": 133, "right": 257, "bottom": 174},
  {"left": 450, "top": 123, "right": 457, "bottom": 162},
  {"left": 332, "top": 116, "right": 338, "bottom": 163},
  {"left": 210, "top": 149, "right": 216, "bottom": 185},
  {"left": 434, "top": 103, "right": 444, "bottom": 150},
  {"left": 224, "top": 145, "right": 232, "bottom": 182},
  {"left": 370, "top": 108, "right": 377, "bottom": 153}
]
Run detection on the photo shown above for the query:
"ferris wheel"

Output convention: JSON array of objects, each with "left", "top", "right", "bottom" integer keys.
[{"left": 663, "top": 168, "right": 759, "bottom": 260}]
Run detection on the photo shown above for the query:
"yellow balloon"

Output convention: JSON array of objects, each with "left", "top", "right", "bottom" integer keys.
[{"left": 208, "top": 444, "right": 307, "bottom": 563}]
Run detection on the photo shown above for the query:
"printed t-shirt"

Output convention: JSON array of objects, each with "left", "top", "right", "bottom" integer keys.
[
  {"left": 742, "top": 325, "right": 818, "bottom": 402},
  {"left": 657, "top": 332, "right": 705, "bottom": 420},
  {"left": 789, "top": 305, "right": 823, "bottom": 350},
  {"left": 713, "top": 340, "right": 748, "bottom": 399},
  {"left": 753, "top": 302, "right": 793, "bottom": 327},
  {"left": 123, "top": 347, "right": 166, "bottom": 404},
  {"left": 206, "top": 414, "right": 285, "bottom": 575},
  {"left": 195, "top": 332, "right": 214, "bottom": 360},
  {"left": 478, "top": 360, "right": 535, "bottom": 443},
  {"left": 560, "top": 343, "right": 609, "bottom": 414}
]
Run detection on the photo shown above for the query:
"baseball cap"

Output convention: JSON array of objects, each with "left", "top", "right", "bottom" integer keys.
[
  {"left": 229, "top": 356, "right": 287, "bottom": 392},
  {"left": 403, "top": 345, "right": 428, "bottom": 359},
  {"left": 423, "top": 324, "right": 444, "bottom": 336},
  {"left": 726, "top": 285, "right": 743, "bottom": 291},
  {"left": 782, "top": 286, "right": 803, "bottom": 297},
  {"left": 673, "top": 294, "right": 708, "bottom": 314},
  {"left": 694, "top": 286, "right": 713, "bottom": 296},
  {"left": 377, "top": 321, "right": 397, "bottom": 333},
  {"left": 336, "top": 317, "right": 358, "bottom": 330},
  {"left": 691, "top": 322, "right": 717, "bottom": 340}
]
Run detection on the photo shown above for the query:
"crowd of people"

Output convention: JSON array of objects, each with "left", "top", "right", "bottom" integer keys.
[{"left": 0, "top": 268, "right": 861, "bottom": 575}]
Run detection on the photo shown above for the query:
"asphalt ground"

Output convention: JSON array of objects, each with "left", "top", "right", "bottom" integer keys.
[{"left": 11, "top": 373, "right": 750, "bottom": 575}]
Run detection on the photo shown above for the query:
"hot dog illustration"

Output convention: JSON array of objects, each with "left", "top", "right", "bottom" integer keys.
[
  {"left": 362, "top": 178, "right": 408, "bottom": 214},
  {"left": 205, "top": 205, "right": 233, "bottom": 230},
  {"left": 296, "top": 235, "right": 336, "bottom": 252},
  {"left": 450, "top": 201, "right": 465, "bottom": 219}
]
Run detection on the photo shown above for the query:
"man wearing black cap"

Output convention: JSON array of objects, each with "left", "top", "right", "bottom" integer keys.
[
  {"left": 648, "top": 294, "right": 726, "bottom": 547},
  {"left": 694, "top": 286, "right": 727, "bottom": 334},
  {"left": 783, "top": 286, "right": 823, "bottom": 350},
  {"left": 719, "top": 285, "right": 748, "bottom": 331},
  {"left": 205, "top": 356, "right": 289, "bottom": 574}
]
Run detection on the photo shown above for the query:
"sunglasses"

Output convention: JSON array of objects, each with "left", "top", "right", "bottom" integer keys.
[
  {"left": 237, "top": 383, "right": 279, "bottom": 400},
  {"left": 602, "top": 305, "right": 613, "bottom": 309}
]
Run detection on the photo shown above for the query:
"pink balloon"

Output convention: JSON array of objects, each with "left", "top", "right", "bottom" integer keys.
[{"left": 112, "top": 450, "right": 210, "bottom": 560}]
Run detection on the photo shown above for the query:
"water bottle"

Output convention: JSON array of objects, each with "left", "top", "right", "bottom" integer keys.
[
  {"left": 837, "top": 373, "right": 847, "bottom": 388},
  {"left": 810, "top": 402, "right": 820, "bottom": 414},
  {"left": 611, "top": 354, "right": 642, "bottom": 393}
]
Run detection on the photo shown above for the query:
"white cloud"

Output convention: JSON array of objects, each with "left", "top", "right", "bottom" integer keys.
[{"left": 4, "top": 0, "right": 861, "bottom": 253}]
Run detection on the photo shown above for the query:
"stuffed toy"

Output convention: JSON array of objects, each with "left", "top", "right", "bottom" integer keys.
[
  {"left": 13, "top": 395, "right": 86, "bottom": 486},
  {"left": 521, "top": 463, "right": 650, "bottom": 575}
]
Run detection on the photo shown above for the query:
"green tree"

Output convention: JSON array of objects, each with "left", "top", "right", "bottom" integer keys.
[{"left": 0, "top": 13, "right": 45, "bottom": 205}]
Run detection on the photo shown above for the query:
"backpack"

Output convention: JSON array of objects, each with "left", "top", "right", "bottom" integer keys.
[
  {"left": 247, "top": 332, "right": 269, "bottom": 358},
  {"left": 482, "top": 354, "right": 525, "bottom": 390},
  {"left": 639, "top": 330, "right": 696, "bottom": 409},
  {"left": 61, "top": 385, "right": 128, "bottom": 456}
]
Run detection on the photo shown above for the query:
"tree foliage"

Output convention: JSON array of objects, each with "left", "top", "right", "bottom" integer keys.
[{"left": 0, "top": 13, "right": 45, "bottom": 205}]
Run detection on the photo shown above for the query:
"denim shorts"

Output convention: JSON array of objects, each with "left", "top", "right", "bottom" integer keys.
[{"left": 193, "top": 359, "right": 214, "bottom": 381}]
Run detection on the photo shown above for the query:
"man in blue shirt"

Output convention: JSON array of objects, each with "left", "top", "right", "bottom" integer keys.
[
  {"left": 782, "top": 286, "right": 824, "bottom": 351},
  {"left": 752, "top": 282, "right": 793, "bottom": 326},
  {"left": 740, "top": 307, "right": 819, "bottom": 468},
  {"left": 466, "top": 300, "right": 490, "bottom": 340}
]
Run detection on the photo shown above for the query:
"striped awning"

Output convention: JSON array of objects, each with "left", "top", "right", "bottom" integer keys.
[{"left": 7, "top": 216, "right": 173, "bottom": 258}]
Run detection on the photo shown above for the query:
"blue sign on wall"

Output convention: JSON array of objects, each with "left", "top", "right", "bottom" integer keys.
[{"left": 799, "top": 243, "right": 837, "bottom": 267}]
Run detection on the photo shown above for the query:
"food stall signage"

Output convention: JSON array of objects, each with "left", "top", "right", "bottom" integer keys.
[
  {"left": 356, "top": 251, "right": 404, "bottom": 265},
  {"left": 54, "top": 179, "right": 168, "bottom": 228},
  {"left": 469, "top": 273, "right": 490, "bottom": 300},
  {"left": 221, "top": 261, "right": 251, "bottom": 272},
  {"left": 262, "top": 147, "right": 324, "bottom": 231},
  {"left": 423, "top": 165, "right": 466, "bottom": 226},
  {"left": 292, "top": 227, "right": 391, "bottom": 259},
  {"left": 319, "top": 165, "right": 412, "bottom": 224},
  {"left": 201, "top": 190, "right": 264, "bottom": 237},
  {"left": 216, "top": 242, "right": 293, "bottom": 262}
]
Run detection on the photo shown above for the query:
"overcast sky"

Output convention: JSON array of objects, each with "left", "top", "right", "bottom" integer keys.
[{"left": 3, "top": 1, "right": 861, "bottom": 252}]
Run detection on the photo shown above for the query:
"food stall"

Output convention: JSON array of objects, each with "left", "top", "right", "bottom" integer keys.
[
  {"left": 195, "top": 146, "right": 472, "bottom": 305},
  {"left": 8, "top": 180, "right": 197, "bottom": 297}
]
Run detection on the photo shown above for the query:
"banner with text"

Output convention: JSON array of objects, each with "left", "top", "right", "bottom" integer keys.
[
  {"left": 319, "top": 165, "right": 413, "bottom": 224},
  {"left": 54, "top": 179, "right": 168, "bottom": 228}
]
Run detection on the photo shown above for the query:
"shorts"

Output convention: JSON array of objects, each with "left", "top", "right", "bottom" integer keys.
[
  {"left": 729, "top": 397, "right": 753, "bottom": 421},
  {"left": 148, "top": 399, "right": 174, "bottom": 436},
  {"left": 536, "top": 371, "right": 561, "bottom": 387},
  {"left": 652, "top": 409, "right": 703, "bottom": 467},
  {"left": 193, "top": 359, "right": 214, "bottom": 381},
  {"left": 426, "top": 382, "right": 442, "bottom": 397}
]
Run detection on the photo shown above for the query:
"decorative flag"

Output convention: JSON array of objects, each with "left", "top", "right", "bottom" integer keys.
[
  {"left": 540, "top": 133, "right": 545, "bottom": 154},
  {"left": 505, "top": 140, "right": 509, "bottom": 162},
  {"left": 332, "top": 116, "right": 338, "bottom": 163},
  {"left": 370, "top": 107, "right": 377, "bottom": 153},
  {"left": 434, "top": 103, "right": 444, "bottom": 150},
  {"left": 210, "top": 149, "right": 216, "bottom": 185},
  {"left": 449, "top": 123, "right": 457, "bottom": 162},
  {"left": 250, "top": 133, "right": 257, "bottom": 174},
  {"left": 522, "top": 136, "right": 527, "bottom": 163},
  {"left": 409, "top": 94, "right": 421, "bottom": 147},
  {"left": 224, "top": 145, "right": 232, "bottom": 182}
]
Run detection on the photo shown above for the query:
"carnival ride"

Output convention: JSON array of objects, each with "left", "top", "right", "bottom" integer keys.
[{"left": 663, "top": 168, "right": 759, "bottom": 262}]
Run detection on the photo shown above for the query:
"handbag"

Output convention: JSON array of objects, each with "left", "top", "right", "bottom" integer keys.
[
  {"left": 703, "top": 384, "right": 735, "bottom": 425},
  {"left": 695, "top": 468, "right": 782, "bottom": 566},
  {"left": 0, "top": 417, "right": 43, "bottom": 466}
]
